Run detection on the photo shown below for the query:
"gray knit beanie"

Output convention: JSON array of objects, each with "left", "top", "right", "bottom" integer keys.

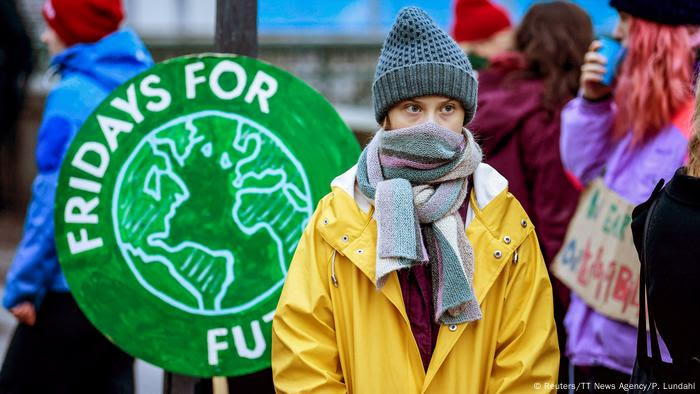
[{"left": 372, "top": 6, "right": 478, "bottom": 125}]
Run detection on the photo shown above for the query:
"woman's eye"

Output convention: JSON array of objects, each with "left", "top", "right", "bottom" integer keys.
[
  {"left": 442, "top": 105, "right": 455, "bottom": 113},
  {"left": 406, "top": 105, "right": 421, "bottom": 113}
]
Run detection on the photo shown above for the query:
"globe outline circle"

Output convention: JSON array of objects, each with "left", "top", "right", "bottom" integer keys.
[{"left": 111, "top": 109, "right": 313, "bottom": 316}]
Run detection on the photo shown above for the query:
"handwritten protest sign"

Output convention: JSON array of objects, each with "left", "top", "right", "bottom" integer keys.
[{"left": 551, "top": 179, "right": 640, "bottom": 326}]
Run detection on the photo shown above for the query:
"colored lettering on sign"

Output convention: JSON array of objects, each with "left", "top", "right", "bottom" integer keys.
[
  {"left": 559, "top": 239, "right": 582, "bottom": 270},
  {"left": 586, "top": 188, "right": 602, "bottom": 219},
  {"left": 568, "top": 238, "right": 639, "bottom": 316},
  {"left": 602, "top": 203, "right": 632, "bottom": 241},
  {"left": 551, "top": 179, "right": 642, "bottom": 326},
  {"left": 612, "top": 265, "right": 639, "bottom": 314}
]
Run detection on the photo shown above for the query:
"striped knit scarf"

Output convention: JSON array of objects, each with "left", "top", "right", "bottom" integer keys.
[{"left": 356, "top": 122, "right": 483, "bottom": 325}]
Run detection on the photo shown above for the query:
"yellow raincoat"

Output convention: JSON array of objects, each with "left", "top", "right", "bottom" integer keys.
[{"left": 272, "top": 163, "right": 559, "bottom": 393}]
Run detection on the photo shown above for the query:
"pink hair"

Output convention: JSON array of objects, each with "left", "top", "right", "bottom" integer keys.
[
  {"left": 689, "top": 77, "right": 700, "bottom": 177},
  {"left": 614, "top": 17, "right": 695, "bottom": 144}
]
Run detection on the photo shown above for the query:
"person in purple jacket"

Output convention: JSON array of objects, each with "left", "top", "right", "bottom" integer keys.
[{"left": 560, "top": 0, "right": 700, "bottom": 389}]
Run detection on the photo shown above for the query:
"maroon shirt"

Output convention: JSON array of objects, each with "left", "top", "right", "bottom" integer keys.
[
  {"left": 398, "top": 265, "right": 438, "bottom": 371},
  {"left": 397, "top": 197, "right": 470, "bottom": 370}
]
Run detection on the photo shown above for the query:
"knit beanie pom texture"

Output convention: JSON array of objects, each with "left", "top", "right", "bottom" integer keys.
[{"left": 372, "top": 7, "right": 478, "bottom": 125}]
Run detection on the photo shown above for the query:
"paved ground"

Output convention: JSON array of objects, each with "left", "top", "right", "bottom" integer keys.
[{"left": 0, "top": 211, "right": 164, "bottom": 393}]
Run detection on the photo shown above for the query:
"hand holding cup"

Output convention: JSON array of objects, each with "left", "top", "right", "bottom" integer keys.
[{"left": 581, "top": 40, "right": 613, "bottom": 101}]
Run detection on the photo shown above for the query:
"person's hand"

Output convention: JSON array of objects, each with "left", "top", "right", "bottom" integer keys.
[
  {"left": 580, "top": 41, "right": 614, "bottom": 101},
  {"left": 10, "top": 301, "right": 36, "bottom": 326}
]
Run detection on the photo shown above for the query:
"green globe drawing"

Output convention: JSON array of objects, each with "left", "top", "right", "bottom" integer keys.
[{"left": 114, "top": 111, "right": 312, "bottom": 315}]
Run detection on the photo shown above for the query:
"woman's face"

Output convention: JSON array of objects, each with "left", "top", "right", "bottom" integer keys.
[
  {"left": 41, "top": 27, "right": 66, "bottom": 56},
  {"left": 613, "top": 11, "right": 632, "bottom": 44},
  {"left": 384, "top": 95, "right": 465, "bottom": 134},
  {"left": 458, "top": 28, "right": 514, "bottom": 60}
]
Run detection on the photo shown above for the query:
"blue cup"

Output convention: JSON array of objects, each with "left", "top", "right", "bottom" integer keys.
[{"left": 597, "top": 36, "right": 626, "bottom": 86}]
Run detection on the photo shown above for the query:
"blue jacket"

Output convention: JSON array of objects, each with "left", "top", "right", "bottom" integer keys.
[{"left": 3, "top": 29, "right": 154, "bottom": 309}]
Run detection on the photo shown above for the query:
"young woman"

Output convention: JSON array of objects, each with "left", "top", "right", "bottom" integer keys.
[
  {"left": 560, "top": 0, "right": 700, "bottom": 388},
  {"left": 272, "top": 7, "right": 559, "bottom": 393}
]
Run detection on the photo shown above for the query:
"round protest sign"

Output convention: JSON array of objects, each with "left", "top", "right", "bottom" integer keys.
[{"left": 54, "top": 54, "right": 361, "bottom": 377}]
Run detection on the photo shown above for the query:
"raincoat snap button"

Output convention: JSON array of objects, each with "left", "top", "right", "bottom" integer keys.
[
  {"left": 503, "top": 236, "right": 511, "bottom": 244},
  {"left": 356, "top": 249, "right": 364, "bottom": 254},
  {"left": 449, "top": 324, "right": 457, "bottom": 332},
  {"left": 494, "top": 250, "right": 502, "bottom": 259},
  {"left": 521, "top": 219, "right": 527, "bottom": 228},
  {"left": 341, "top": 235, "right": 349, "bottom": 243},
  {"left": 322, "top": 218, "right": 329, "bottom": 225}
]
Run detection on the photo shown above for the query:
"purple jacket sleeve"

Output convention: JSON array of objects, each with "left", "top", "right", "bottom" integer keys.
[{"left": 560, "top": 96, "right": 615, "bottom": 186}]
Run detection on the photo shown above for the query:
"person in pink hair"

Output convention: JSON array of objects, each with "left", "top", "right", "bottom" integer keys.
[{"left": 560, "top": 0, "right": 700, "bottom": 389}]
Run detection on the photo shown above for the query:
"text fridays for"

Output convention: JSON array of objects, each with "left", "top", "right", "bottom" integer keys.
[{"left": 63, "top": 59, "right": 279, "bottom": 256}]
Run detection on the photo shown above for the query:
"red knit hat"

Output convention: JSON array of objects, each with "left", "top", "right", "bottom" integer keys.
[
  {"left": 451, "top": 0, "right": 512, "bottom": 43},
  {"left": 42, "top": 0, "right": 124, "bottom": 47}
]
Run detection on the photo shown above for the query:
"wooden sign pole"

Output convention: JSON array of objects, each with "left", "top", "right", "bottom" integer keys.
[
  {"left": 163, "top": 0, "right": 258, "bottom": 393},
  {"left": 215, "top": 0, "right": 258, "bottom": 57}
]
